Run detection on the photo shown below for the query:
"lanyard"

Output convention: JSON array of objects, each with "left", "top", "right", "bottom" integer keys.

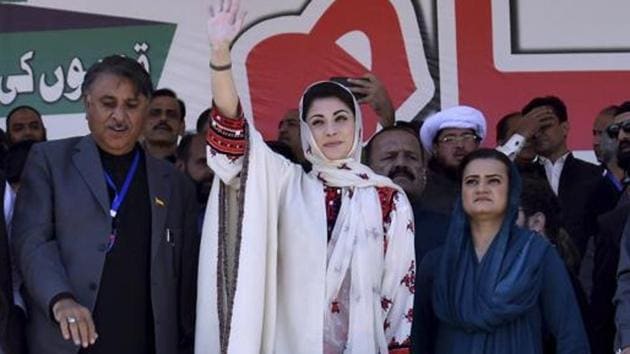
[
  {"left": 103, "top": 150, "right": 140, "bottom": 218},
  {"left": 605, "top": 169, "right": 623, "bottom": 193},
  {"left": 104, "top": 150, "right": 140, "bottom": 253}
]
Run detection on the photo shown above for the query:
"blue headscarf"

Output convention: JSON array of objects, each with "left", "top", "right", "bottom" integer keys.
[{"left": 432, "top": 155, "right": 551, "bottom": 352}]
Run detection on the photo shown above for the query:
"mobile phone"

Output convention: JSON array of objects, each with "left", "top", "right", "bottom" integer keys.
[{"left": 330, "top": 76, "right": 367, "bottom": 100}]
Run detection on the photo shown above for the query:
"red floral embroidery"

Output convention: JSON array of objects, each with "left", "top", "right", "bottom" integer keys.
[
  {"left": 400, "top": 261, "right": 415, "bottom": 294},
  {"left": 377, "top": 188, "right": 396, "bottom": 225},
  {"left": 406, "top": 220, "right": 414, "bottom": 233},
  {"left": 404, "top": 308, "right": 414, "bottom": 323},
  {"left": 206, "top": 106, "right": 246, "bottom": 157},
  {"left": 331, "top": 301, "right": 340, "bottom": 314},
  {"left": 317, "top": 172, "right": 327, "bottom": 184},
  {"left": 338, "top": 163, "right": 352, "bottom": 170},
  {"left": 381, "top": 297, "right": 393, "bottom": 311},
  {"left": 383, "top": 319, "right": 391, "bottom": 331},
  {"left": 324, "top": 187, "right": 342, "bottom": 239},
  {"left": 389, "top": 337, "right": 411, "bottom": 352}
]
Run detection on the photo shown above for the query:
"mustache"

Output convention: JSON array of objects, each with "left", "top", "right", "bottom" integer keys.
[
  {"left": 388, "top": 166, "right": 415, "bottom": 181},
  {"left": 153, "top": 122, "right": 173, "bottom": 132},
  {"left": 619, "top": 140, "right": 630, "bottom": 150}
]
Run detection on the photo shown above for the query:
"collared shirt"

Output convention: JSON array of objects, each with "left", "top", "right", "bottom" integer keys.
[
  {"left": 3, "top": 181, "right": 24, "bottom": 312},
  {"left": 539, "top": 152, "right": 571, "bottom": 195}
]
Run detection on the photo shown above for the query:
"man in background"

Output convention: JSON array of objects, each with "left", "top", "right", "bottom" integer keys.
[
  {"left": 5, "top": 106, "right": 46, "bottom": 146},
  {"left": 142, "top": 88, "right": 186, "bottom": 162}
]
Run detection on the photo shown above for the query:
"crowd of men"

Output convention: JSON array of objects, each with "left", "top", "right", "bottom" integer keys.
[{"left": 1, "top": 54, "right": 630, "bottom": 354}]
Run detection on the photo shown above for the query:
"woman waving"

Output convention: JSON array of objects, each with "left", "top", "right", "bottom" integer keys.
[{"left": 195, "top": 1, "right": 416, "bottom": 353}]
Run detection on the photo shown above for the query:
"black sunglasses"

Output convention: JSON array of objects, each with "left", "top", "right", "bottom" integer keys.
[{"left": 607, "top": 120, "right": 630, "bottom": 138}]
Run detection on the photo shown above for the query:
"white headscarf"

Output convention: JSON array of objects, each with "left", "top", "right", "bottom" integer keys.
[
  {"left": 298, "top": 81, "right": 402, "bottom": 353},
  {"left": 298, "top": 81, "right": 398, "bottom": 189}
]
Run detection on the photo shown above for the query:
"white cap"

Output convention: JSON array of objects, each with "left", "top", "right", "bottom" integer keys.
[{"left": 419, "top": 105, "right": 487, "bottom": 153}]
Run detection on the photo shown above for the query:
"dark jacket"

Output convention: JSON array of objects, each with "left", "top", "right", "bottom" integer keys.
[
  {"left": 0, "top": 175, "right": 25, "bottom": 354},
  {"left": 555, "top": 153, "right": 604, "bottom": 258},
  {"left": 613, "top": 204, "right": 630, "bottom": 352},
  {"left": 12, "top": 136, "right": 200, "bottom": 354},
  {"left": 419, "top": 160, "right": 459, "bottom": 215}
]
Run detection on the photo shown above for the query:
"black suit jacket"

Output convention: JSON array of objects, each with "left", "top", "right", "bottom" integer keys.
[
  {"left": 0, "top": 176, "right": 25, "bottom": 354},
  {"left": 412, "top": 206, "right": 450, "bottom": 264},
  {"left": 0, "top": 176, "right": 10, "bottom": 353},
  {"left": 590, "top": 202, "right": 629, "bottom": 354},
  {"left": 613, "top": 206, "right": 630, "bottom": 351},
  {"left": 556, "top": 153, "right": 604, "bottom": 258},
  {"left": 410, "top": 206, "right": 450, "bottom": 353}
]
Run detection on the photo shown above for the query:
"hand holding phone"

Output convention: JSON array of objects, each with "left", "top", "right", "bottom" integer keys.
[
  {"left": 330, "top": 76, "right": 368, "bottom": 100},
  {"left": 330, "top": 74, "right": 395, "bottom": 127}
]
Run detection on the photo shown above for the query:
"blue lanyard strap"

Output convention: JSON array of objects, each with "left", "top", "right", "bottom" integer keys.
[
  {"left": 104, "top": 150, "right": 140, "bottom": 218},
  {"left": 605, "top": 169, "right": 624, "bottom": 192}
]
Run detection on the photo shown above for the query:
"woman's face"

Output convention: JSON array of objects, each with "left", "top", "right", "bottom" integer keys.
[
  {"left": 461, "top": 158, "right": 510, "bottom": 220},
  {"left": 305, "top": 96, "right": 355, "bottom": 160}
]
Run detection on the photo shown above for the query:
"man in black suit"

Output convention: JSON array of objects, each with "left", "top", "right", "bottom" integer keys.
[
  {"left": 12, "top": 56, "right": 199, "bottom": 354},
  {"left": 523, "top": 96, "right": 605, "bottom": 259},
  {"left": 0, "top": 173, "right": 22, "bottom": 354},
  {"left": 0, "top": 141, "right": 37, "bottom": 354},
  {"left": 0, "top": 176, "right": 12, "bottom": 354},
  {"left": 595, "top": 102, "right": 630, "bottom": 354}
]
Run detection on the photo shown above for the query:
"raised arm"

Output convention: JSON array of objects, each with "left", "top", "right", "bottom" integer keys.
[
  {"left": 496, "top": 107, "right": 554, "bottom": 161},
  {"left": 204, "top": 0, "right": 303, "bottom": 188},
  {"left": 207, "top": 0, "right": 246, "bottom": 118},
  {"left": 204, "top": 1, "right": 248, "bottom": 185},
  {"left": 348, "top": 73, "right": 395, "bottom": 128}
]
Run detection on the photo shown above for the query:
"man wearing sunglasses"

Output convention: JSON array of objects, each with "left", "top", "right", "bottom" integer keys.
[
  {"left": 586, "top": 103, "right": 630, "bottom": 354},
  {"left": 607, "top": 110, "right": 630, "bottom": 179},
  {"left": 602, "top": 102, "right": 630, "bottom": 354}
]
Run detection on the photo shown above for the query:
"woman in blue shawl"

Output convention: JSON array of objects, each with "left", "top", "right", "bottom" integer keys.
[{"left": 412, "top": 148, "right": 589, "bottom": 354}]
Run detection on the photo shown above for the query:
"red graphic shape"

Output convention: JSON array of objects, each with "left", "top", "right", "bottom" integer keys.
[
  {"left": 245, "top": 0, "right": 419, "bottom": 139},
  {"left": 456, "top": 1, "right": 630, "bottom": 149}
]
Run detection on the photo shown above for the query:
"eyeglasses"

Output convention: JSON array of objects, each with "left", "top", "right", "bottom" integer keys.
[
  {"left": 437, "top": 133, "right": 480, "bottom": 145},
  {"left": 606, "top": 120, "right": 630, "bottom": 139}
]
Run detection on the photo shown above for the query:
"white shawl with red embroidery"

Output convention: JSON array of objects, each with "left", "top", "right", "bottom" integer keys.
[{"left": 195, "top": 82, "right": 416, "bottom": 354}]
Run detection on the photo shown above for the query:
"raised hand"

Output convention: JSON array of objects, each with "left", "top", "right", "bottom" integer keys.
[
  {"left": 207, "top": 0, "right": 247, "bottom": 50},
  {"left": 518, "top": 106, "right": 555, "bottom": 138},
  {"left": 348, "top": 73, "right": 395, "bottom": 127}
]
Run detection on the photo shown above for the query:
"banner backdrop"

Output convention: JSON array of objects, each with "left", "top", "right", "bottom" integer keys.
[{"left": 2, "top": 0, "right": 629, "bottom": 155}]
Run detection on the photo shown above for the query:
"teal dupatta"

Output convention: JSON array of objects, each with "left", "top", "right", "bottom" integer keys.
[{"left": 432, "top": 162, "right": 552, "bottom": 353}]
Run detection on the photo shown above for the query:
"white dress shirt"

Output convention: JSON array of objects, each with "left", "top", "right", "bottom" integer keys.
[{"left": 538, "top": 152, "right": 571, "bottom": 195}]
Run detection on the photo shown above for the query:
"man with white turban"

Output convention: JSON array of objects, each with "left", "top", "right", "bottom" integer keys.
[{"left": 418, "top": 106, "right": 487, "bottom": 215}]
